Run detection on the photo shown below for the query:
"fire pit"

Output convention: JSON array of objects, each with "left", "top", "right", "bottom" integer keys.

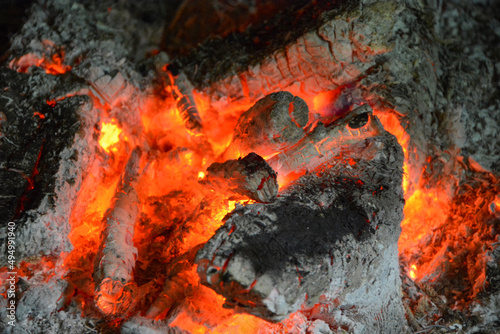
[{"left": 0, "top": 0, "right": 499, "bottom": 333}]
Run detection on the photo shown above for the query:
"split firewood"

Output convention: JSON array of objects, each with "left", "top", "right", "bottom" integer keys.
[
  {"left": 93, "top": 147, "right": 141, "bottom": 317},
  {"left": 196, "top": 93, "right": 407, "bottom": 332},
  {"left": 200, "top": 152, "right": 278, "bottom": 203}
]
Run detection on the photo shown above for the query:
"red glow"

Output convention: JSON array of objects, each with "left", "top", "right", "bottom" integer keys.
[
  {"left": 44, "top": 53, "right": 72, "bottom": 75},
  {"left": 375, "top": 111, "right": 410, "bottom": 193},
  {"left": 312, "top": 87, "right": 345, "bottom": 119},
  {"left": 33, "top": 111, "right": 46, "bottom": 119},
  {"left": 399, "top": 188, "right": 450, "bottom": 253},
  {"left": 57, "top": 61, "right": 495, "bottom": 331},
  {"left": 193, "top": 91, "right": 254, "bottom": 156}
]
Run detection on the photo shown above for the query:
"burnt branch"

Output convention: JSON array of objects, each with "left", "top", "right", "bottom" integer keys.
[{"left": 93, "top": 147, "right": 141, "bottom": 317}]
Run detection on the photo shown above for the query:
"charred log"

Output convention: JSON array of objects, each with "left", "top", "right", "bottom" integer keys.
[
  {"left": 0, "top": 68, "right": 83, "bottom": 226},
  {"left": 223, "top": 91, "right": 309, "bottom": 159},
  {"left": 162, "top": 0, "right": 303, "bottom": 57},
  {"left": 172, "top": 0, "right": 359, "bottom": 88},
  {"left": 201, "top": 152, "right": 278, "bottom": 203}
]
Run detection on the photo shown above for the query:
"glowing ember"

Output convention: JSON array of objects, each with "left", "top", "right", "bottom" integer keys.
[
  {"left": 44, "top": 53, "right": 72, "bottom": 75},
  {"left": 490, "top": 194, "right": 500, "bottom": 214},
  {"left": 409, "top": 264, "right": 417, "bottom": 280},
  {"left": 399, "top": 188, "right": 451, "bottom": 253},
  {"left": 9, "top": 50, "right": 71, "bottom": 75},
  {"left": 33, "top": 111, "right": 46, "bottom": 119},
  {"left": 99, "top": 121, "right": 123, "bottom": 153}
]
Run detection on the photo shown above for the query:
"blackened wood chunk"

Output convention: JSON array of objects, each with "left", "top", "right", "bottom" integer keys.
[
  {"left": 202, "top": 152, "right": 278, "bottom": 203},
  {"left": 227, "top": 91, "right": 309, "bottom": 158},
  {"left": 0, "top": 68, "right": 82, "bottom": 226},
  {"left": 196, "top": 132, "right": 406, "bottom": 331}
]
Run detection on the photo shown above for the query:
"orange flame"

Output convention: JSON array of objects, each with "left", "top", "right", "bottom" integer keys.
[{"left": 375, "top": 111, "right": 410, "bottom": 193}]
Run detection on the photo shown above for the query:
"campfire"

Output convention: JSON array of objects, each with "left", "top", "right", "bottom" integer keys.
[{"left": 1, "top": 0, "right": 499, "bottom": 333}]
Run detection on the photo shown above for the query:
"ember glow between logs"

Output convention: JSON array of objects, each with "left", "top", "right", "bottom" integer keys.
[
  {"left": 63, "top": 81, "right": 488, "bottom": 331},
  {"left": 7, "top": 47, "right": 493, "bottom": 331}
]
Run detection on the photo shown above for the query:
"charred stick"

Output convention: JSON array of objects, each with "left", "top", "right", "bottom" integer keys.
[
  {"left": 157, "top": 58, "right": 213, "bottom": 154},
  {"left": 93, "top": 147, "right": 141, "bottom": 317},
  {"left": 167, "top": 67, "right": 203, "bottom": 133}
]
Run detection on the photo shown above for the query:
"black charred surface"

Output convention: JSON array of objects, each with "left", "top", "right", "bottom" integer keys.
[
  {"left": 0, "top": 68, "right": 83, "bottom": 227},
  {"left": 230, "top": 195, "right": 371, "bottom": 277}
]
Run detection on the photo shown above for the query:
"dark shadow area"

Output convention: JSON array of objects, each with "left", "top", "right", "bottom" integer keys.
[{"left": 0, "top": 0, "right": 36, "bottom": 59}]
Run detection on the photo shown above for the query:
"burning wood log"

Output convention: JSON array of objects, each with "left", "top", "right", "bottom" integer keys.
[
  {"left": 93, "top": 147, "right": 141, "bottom": 317},
  {"left": 155, "top": 57, "right": 214, "bottom": 155},
  {"left": 264, "top": 103, "right": 382, "bottom": 181},
  {"left": 201, "top": 152, "right": 278, "bottom": 203},
  {"left": 196, "top": 92, "right": 407, "bottom": 332}
]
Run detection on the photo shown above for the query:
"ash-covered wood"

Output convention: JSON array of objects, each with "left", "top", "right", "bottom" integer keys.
[
  {"left": 0, "top": 68, "right": 83, "bottom": 227},
  {"left": 172, "top": 0, "right": 359, "bottom": 88},
  {"left": 196, "top": 96, "right": 407, "bottom": 332},
  {"left": 93, "top": 148, "right": 141, "bottom": 317},
  {"left": 267, "top": 103, "right": 382, "bottom": 182},
  {"left": 226, "top": 90, "right": 384, "bottom": 183},
  {"left": 201, "top": 152, "right": 278, "bottom": 203},
  {"left": 224, "top": 91, "right": 309, "bottom": 159}
]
